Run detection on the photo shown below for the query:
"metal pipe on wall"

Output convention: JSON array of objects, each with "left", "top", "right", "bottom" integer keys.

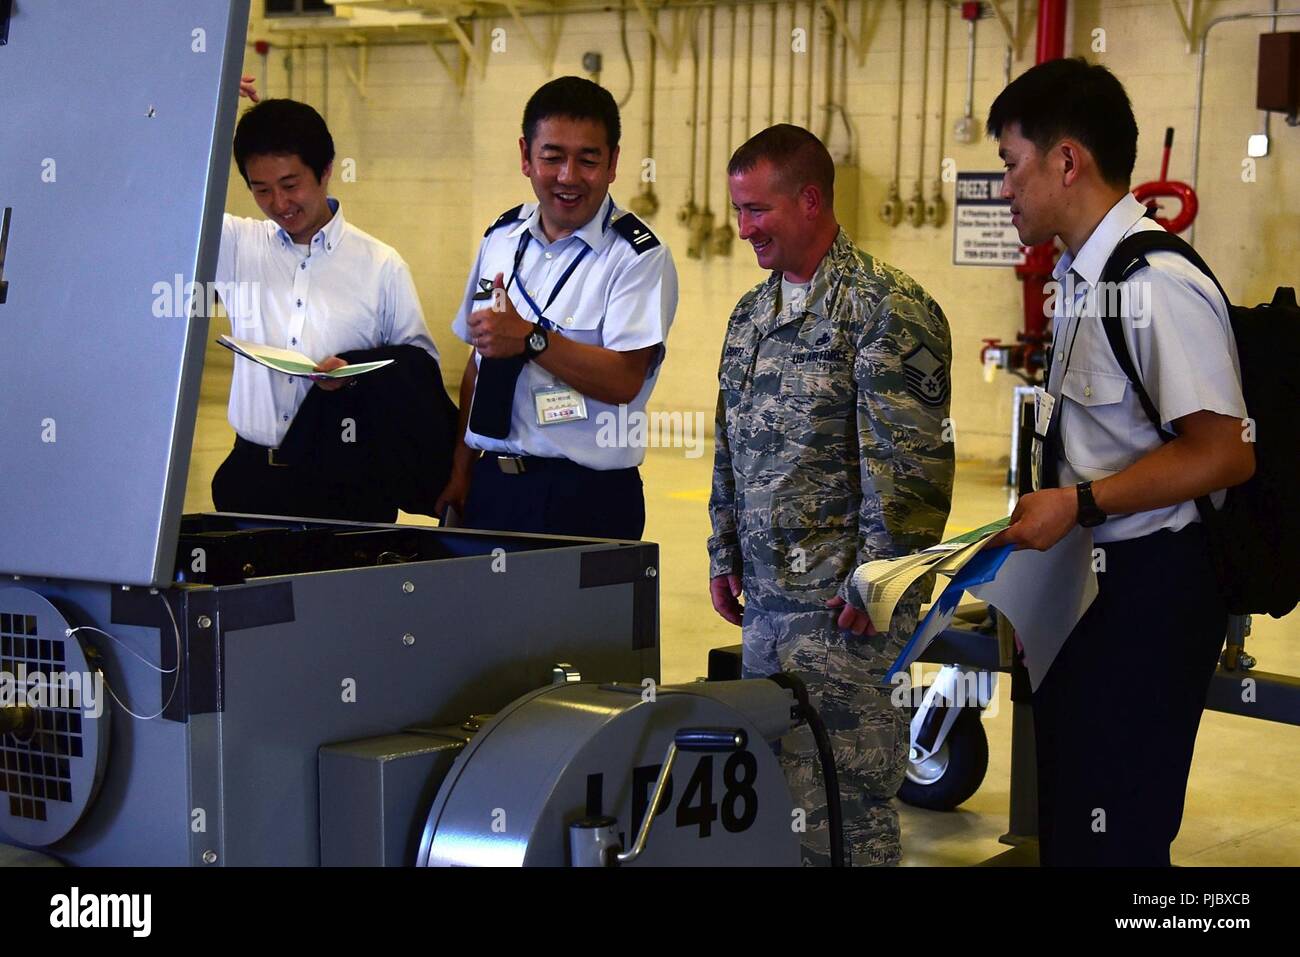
[
  {"left": 704, "top": 4, "right": 716, "bottom": 218},
  {"left": 1191, "top": 7, "right": 1300, "bottom": 246},
  {"left": 768, "top": 0, "right": 777, "bottom": 127},
  {"left": 838, "top": 14, "right": 852, "bottom": 161},
  {"left": 628, "top": 6, "right": 659, "bottom": 218},
  {"left": 1036, "top": 0, "right": 1066, "bottom": 62},
  {"left": 805, "top": 0, "right": 816, "bottom": 129},
  {"left": 712, "top": 2, "right": 738, "bottom": 255},
  {"left": 906, "top": 0, "right": 932, "bottom": 228},
  {"left": 819, "top": 0, "right": 836, "bottom": 142},
  {"left": 616, "top": 1, "right": 635, "bottom": 107},
  {"left": 926, "top": 0, "right": 951, "bottom": 227},
  {"left": 953, "top": 2, "right": 978, "bottom": 143},
  {"left": 879, "top": 0, "right": 907, "bottom": 226},
  {"left": 679, "top": 11, "right": 701, "bottom": 232},
  {"left": 321, "top": 44, "right": 329, "bottom": 123},
  {"left": 786, "top": 0, "right": 796, "bottom": 124},
  {"left": 745, "top": 0, "right": 755, "bottom": 137}
]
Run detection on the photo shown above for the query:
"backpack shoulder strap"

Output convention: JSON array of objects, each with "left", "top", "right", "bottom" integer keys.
[
  {"left": 1097, "top": 229, "right": 1228, "bottom": 439},
  {"left": 1097, "top": 229, "right": 1227, "bottom": 522}
]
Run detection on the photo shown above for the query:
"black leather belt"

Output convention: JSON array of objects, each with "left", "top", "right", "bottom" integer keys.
[
  {"left": 235, "top": 435, "right": 291, "bottom": 468},
  {"left": 483, "top": 452, "right": 571, "bottom": 475}
]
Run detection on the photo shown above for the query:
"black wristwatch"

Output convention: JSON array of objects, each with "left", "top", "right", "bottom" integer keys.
[
  {"left": 523, "top": 326, "right": 549, "bottom": 360},
  {"left": 1076, "top": 481, "right": 1107, "bottom": 528}
]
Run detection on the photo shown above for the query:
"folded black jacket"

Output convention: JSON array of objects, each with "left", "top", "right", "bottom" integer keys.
[{"left": 276, "top": 345, "right": 458, "bottom": 518}]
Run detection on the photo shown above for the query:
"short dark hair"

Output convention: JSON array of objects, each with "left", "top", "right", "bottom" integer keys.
[
  {"left": 522, "top": 76, "right": 621, "bottom": 153},
  {"left": 986, "top": 58, "right": 1137, "bottom": 188},
  {"left": 233, "top": 99, "right": 335, "bottom": 184},
  {"left": 727, "top": 124, "right": 835, "bottom": 206}
]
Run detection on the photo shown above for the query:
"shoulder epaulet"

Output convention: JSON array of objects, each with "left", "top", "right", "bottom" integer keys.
[
  {"left": 484, "top": 204, "right": 525, "bottom": 237},
  {"left": 611, "top": 213, "right": 660, "bottom": 254}
]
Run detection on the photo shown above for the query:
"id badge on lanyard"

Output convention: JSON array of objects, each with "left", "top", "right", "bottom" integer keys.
[
  {"left": 512, "top": 233, "right": 593, "bottom": 427},
  {"left": 533, "top": 385, "right": 588, "bottom": 425},
  {"left": 1030, "top": 386, "right": 1056, "bottom": 492}
]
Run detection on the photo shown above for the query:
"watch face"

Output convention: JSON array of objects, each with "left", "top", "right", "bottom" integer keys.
[{"left": 528, "top": 331, "right": 546, "bottom": 352}]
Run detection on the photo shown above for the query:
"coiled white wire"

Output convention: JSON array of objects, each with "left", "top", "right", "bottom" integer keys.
[{"left": 64, "top": 589, "right": 182, "bottom": 721}]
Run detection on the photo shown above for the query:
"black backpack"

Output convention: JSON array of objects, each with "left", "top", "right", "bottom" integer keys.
[{"left": 1098, "top": 230, "right": 1300, "bottom": 619}]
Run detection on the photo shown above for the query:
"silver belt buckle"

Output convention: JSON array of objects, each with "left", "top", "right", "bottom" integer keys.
[{"left": 497, "top": 455, "right": 526, "bottom": 475}]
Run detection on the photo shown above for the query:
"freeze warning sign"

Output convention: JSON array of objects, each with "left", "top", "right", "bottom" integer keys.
[{"left": 953, "top": 172, "right": 1026, "bottom": 267}]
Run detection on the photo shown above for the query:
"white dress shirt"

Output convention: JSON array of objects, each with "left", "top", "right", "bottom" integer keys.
[
  {"left": 452, "top": 194, "right": 679, "bottom": 469},
  {"left": 215, "top": 199, "right": 438, "bottom": 447},
  {"left": 1047, "top": 192, "right": 1246, "bottom": 543}
]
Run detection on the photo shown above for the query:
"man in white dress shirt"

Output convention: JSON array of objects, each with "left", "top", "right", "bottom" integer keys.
[
  {"left": 211, "top": 95, "right": 438, "bottom": 521},
  {"left": 985, "top": 59, "right": 1255, "bottom": 866},
  {"left": 435, "top": 77, "right": 678, "bottom": 539}
]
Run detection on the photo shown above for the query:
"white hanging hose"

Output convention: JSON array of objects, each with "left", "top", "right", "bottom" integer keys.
[
  {"left": 688, "top": 10, "right": 700, "bottom": 207},
  {"left": 963, "top": 14, "right": 976, "bottom": 125},
  {"left": 786, "top": 0, "right": 796, "bottom": 123},
  {"left": 646, "top": 7, "right": 657, "bottom": 175},
  {"left": 768, "top": 0, "right": 778, "bottom": 127},
  {"left": 891, "top": 0, "right": 906, "bottom": 190},
  {"left": 618, "top": 1, "right": 635, "bottom": 108},
  {"left": 704, "top": 4, "right": 716, "bottom": 214},
  {"left": 915, "top": 0, "right": 931, "bottom": 190},
  {"left": 935, "top": 0, "right": 950, "bottom": 172},
  {"left": 838, "top": 16, "right": 853, "bottom": 162},
  {"left": 745, "top": 0, "right": 754, "bottom": 137},
  {"left": 805, "top": 0, "right": 816, "bottom": 129},
  {"left": 819, "top": 0, "right": 836, "bottom": 142},
  {"left": 725, "top": 2, "right": 737, "bottom": 199}
]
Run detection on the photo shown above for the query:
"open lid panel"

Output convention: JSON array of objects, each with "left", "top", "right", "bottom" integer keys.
[{"left": 0, "top": 0, "right": 251, "bottom": 586}]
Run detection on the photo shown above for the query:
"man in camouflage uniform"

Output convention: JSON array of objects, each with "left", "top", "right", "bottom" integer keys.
[{"left": 709, "top": 125, "right": 954, "bottom": 866}]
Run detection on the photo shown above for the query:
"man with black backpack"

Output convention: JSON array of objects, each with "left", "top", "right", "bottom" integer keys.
[{"left": 985, "top": 58, "right": 1256, "bottom": 866}]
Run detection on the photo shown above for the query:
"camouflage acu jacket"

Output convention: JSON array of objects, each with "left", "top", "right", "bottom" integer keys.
[{"left": 707, "top": 230, "right": 955, "bottom": 612}]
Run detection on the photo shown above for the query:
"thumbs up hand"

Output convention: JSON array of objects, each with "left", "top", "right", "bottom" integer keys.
[{"left": 467, "top": 272, "right": 532, "bottom": 358}]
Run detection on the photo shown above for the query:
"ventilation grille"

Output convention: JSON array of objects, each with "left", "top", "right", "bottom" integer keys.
[{"left": 1, "top": 613, "right": 78, "bottom": 822}]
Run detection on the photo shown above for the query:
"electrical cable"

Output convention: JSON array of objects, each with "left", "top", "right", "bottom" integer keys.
[
  {"left": 66, "top": 590, "right": 182, "bottom": 721},
  {"left": 765, "top": 672, "right": 845, "bottom": 868}
]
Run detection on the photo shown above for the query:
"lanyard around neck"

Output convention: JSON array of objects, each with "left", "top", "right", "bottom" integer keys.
[{"left": 509, "top": 231, "right": 592, "bottom": 331}]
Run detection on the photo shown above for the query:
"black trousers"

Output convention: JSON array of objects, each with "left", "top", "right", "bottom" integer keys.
[
  {"left": 211, "top": 438, "right": 398, "bottom": 524},
  {"left": 1032, "top": 524, "right": 1227, "bottom": 866},
  {"left": 463, "top": 454, "right": 645, "bottom": 540}
]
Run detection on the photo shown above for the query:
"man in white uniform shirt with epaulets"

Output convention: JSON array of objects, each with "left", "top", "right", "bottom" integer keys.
[
  {"left": 985, "top": 59, "right": 1255, "bottom": 867},
  {"left": 436, "top": 76, "right": 678, "bottom": 540}
]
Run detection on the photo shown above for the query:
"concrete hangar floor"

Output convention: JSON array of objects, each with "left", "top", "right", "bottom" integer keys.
[{"left": 185, "top": 338, "right": 1300, "bottom": 867}]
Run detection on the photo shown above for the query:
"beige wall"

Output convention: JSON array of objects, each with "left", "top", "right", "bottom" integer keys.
[{"left": 230, "top": 0, "right": 1298, "bottom": 462}]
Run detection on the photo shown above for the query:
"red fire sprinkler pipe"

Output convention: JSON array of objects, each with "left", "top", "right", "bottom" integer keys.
[
  {"left": 1036, "top": 0, "right": 1067, "bottom": 62},
  {"left": 1009, "top": 0, "right": 1068, "bottom": 378}
]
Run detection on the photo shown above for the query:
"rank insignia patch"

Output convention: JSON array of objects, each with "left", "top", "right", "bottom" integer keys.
[{"left": 902, "top": 342, "right": 949, "bottom": 407}]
